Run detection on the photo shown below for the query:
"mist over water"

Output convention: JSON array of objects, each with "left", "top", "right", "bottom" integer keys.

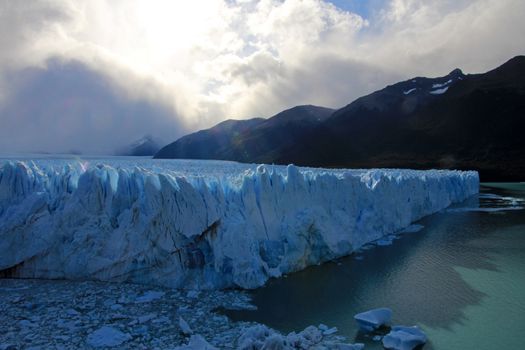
[{"left": 225, "top": 184, "right": 525, "bottom": 350}]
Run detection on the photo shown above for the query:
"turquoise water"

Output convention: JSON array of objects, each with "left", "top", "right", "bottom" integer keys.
[{"left": 226, "top": 184, "right": 525, "bottom": 349}]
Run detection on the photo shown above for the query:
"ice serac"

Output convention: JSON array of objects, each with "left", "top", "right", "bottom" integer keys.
[{"left": 0, "top": 160, "right": 479, "bottom": 289}]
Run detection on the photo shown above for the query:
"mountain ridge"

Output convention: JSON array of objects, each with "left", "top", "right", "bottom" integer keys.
[
  {"left": 116, "top": 135, "right": 161, "bottom": 156},
  {"left": 155, "top": 56, "right": 525, "bottom": 181},
  {"left": 154, "top": 105, "right": 334, "bottom": 163}
]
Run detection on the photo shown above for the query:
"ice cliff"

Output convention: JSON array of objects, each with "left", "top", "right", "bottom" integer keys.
[{"left": 0, "top": 159, "right": 479, "bottom": 289}]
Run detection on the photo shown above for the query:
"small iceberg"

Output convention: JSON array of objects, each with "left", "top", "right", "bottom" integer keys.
[
  {"left": 135, "top": 290, "right": 165, "bottom": 303},
  {"left": 382, "top": 326, "right": 427, "bottom": 350},
  {"left": 236, "top": 324, "right": 362, "bottom": 349},
  {"left": 86, "top": 326, "right": 131, "bottom": 348},
  {"left": 179, "top": 316, "right": 193, "bottom": 335},
  {"left": 174, "top": 334, "right": 217, "bottom": 350},
  {"left": 354, "top": 307, "right": 392, "bottom": 332}
]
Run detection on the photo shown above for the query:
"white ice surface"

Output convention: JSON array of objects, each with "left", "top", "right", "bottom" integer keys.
[
  {"left": 403, "top": 88, "right": 417, "bottom": 95},
  {"left": 382, "top": 326, "right": 427, "bottom": 350},
  {"left": 0, "top": 158, "right": 478, "bottom": 289}
]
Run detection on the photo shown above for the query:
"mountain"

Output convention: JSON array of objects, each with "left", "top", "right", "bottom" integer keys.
[
  {"left": 154, "top": 56, "right": 525, "bottom": 181},
  {"left": 116, "top": 135, "right": 161, "bottom": 156},
  {"left": 277, "top": 56, "right": 525, "bottom": 181},
  {"left": 154, "top": 118, "right": 265, "bottom": 160},
  {"left": 154, "top": 105, "right": 334, "bottom": 162}
]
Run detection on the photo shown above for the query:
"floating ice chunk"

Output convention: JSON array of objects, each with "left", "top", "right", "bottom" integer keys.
[
  {"left": 318, "top": 324, "right": 329, "bottom": 331},
  {"left": 322, "top": 326, "right": 338, "bottom": 335},
  {"left": 382, "top": 326, "right": 427, "bottom": 350},
  {"left": 237, "top": 324, "right": 351, "bottom": 349},
  {"left": 135, "top": 291, "right": 165, "bottom": 303},
  {"left": 262, "top": 334, "right": 288, "bottom": 349},
  {"left": 86, "top": 326, "right": 131, "bottom": 347},
  {"left": 299, "top": 325, "right": 323, "bottom": 344},
  {"left": 179, "top": 317, "right": 193, "bottom": 335},
  {"left": 174, "top": 334, "right": 217, "bottom": 350},
  {"left": 429, "top": 86, "right": 449, "bottom": 94},
  {"left": 237, "top": 325, "right": 273, "bottom": 349},
  {"left": 354, "top": 308, "right": 392, "bottom": 332},
  {"left": 403, "top": 88, "right": 417, "bottom": 95}
]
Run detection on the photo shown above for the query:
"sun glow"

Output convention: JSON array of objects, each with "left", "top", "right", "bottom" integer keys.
[
  {"left": 88, "top": 0, "right": 236, "bottom": 76},
  {"left": 135, "top": 1, "right": 213, "bottom": 61}
]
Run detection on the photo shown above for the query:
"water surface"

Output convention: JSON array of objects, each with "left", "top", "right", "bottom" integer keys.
[{"left": 226, "top": 184, "right": 525, "bottom": 349}]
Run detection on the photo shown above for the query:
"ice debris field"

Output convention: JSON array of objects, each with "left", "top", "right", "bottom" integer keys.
[{"left": 0, "top": 157, "right": 479, "bottom": 289}]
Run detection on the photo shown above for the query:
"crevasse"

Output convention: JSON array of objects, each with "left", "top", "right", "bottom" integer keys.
[{"left": 0, "top": 160, "right": 479, "bottom": 289}]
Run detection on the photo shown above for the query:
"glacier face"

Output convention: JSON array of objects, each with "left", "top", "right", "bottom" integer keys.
[{"left": 0, "top": 158, "right": 479, "bottom": 289}]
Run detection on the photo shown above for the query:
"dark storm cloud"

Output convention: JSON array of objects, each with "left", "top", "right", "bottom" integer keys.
[{"left": 0, "top": 59, "right": 185, "bottom": 154}]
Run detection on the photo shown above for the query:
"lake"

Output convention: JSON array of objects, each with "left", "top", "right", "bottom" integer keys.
[{"left": 225, "top": 183, "right": 525, "bottom": 349}]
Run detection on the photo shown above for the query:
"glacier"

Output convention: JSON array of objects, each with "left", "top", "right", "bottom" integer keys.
[{"left": 0, "top": 158, "right": 479, "bottom": 289}]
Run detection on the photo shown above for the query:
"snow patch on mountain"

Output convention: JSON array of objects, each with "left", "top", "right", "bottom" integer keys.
[
  {"left": 432, "top": 79, "right": 453, "bottom": 89},
  {"left": 429, "top": 86, "right": 449, "bottom": 95}
]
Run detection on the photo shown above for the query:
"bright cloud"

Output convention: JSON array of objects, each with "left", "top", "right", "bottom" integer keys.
[{"left": 0, "top": 0, "right": 523, "bottom": 153}]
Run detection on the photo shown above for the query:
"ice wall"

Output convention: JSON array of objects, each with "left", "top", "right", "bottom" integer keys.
[{"left": 0, "top": 160, "right": 479, "bottom": 289}]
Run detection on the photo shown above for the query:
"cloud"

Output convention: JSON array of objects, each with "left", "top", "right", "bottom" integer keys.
[
  {"left": 0, "top": 59, "right": 184, "bottom": 154},
  {"left": 368, "top": 0, "right": 525, "bottom": 74},
  {"left": 0, "top": 0, "right": 523, "bottom": 153}
]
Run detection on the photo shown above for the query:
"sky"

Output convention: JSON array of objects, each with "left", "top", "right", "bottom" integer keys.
[{"left": 0, "top": 0, "right": 524, "bottom": 154}]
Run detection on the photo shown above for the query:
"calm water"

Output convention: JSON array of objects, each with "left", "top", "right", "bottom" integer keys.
[{"left": 226, "top": 183, "right": 525, "bottom": 349}]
